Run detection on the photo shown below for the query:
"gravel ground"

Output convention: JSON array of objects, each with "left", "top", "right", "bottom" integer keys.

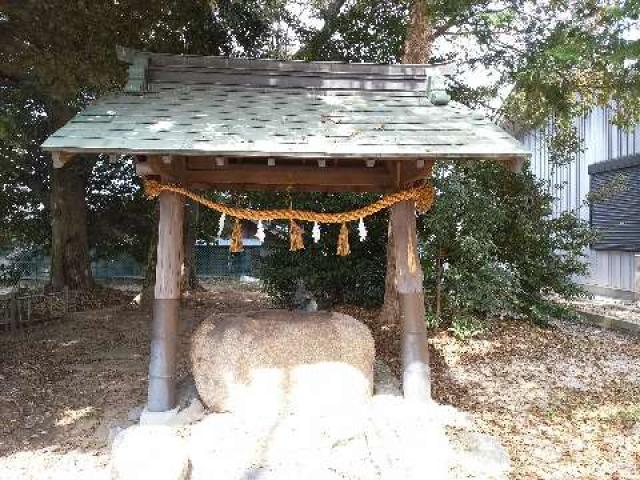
[{"left": 1, "top": 282, "right": 639, "bottom": 479}]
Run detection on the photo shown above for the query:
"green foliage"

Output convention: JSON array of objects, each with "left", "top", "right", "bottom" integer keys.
[
  {"left": 298, "top": 0, "right": 408, "bottom": 63},
  {"left": 449, "top": 313, "right": 485, "bottom": 341},
  {"left": 87, "top": 158, "right": 153, "bottom": 263},
  {"left": 421, "top": 161, "right": 594, "bottom": 324},
  {"left": 256, "top": 161, "right": 595, "bottom": 325},
  {"left": 424, "top": 310, "right": 442, "bottom": 329},
  {"left": 252, "top": 192, "right": 388, "bottom": 308},
  {"left": 0, "top": 85, "right": 51, "bottom": 247},
  {"left": 0, "top": 0, "right": 288, "bottom": 260},
  {"left": 0, "top": 263, "right": 21, "bottom": 287}
]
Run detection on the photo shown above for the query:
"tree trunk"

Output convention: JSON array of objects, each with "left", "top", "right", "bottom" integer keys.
[
  {"left": 378, "top": 215, "right": 401, "bottom": 324},
  {"left": 142, "top": 198, "right": 198, "bottom": 302},
  {"left": 402, "top": 0, "right": 433, "bottom": 64},
  {"left": 379, "top": 0, "right": 433, "bottom": 326},
  {"left": 49, "top": 160, "right": 94, "bottom": 291},
  {"left": 47, "top": 101, "right": 94, "bottom": 292}
]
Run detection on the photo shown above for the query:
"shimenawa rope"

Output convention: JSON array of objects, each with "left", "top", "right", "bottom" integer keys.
[{"left": 144, "top": 180, "right": 435, "bottom": 255}]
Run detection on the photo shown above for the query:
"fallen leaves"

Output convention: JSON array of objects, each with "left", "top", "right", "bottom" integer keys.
[{"left": 1, "top": 284, "right": 638, "bottom": 479}]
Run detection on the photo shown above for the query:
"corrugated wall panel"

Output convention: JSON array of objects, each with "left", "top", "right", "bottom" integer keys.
[
  {"left": 583, "top": 250, "right": 636, "bottom": 292},
  {"left": 521, "top": 106, "right": 640, "bottom": 295}
]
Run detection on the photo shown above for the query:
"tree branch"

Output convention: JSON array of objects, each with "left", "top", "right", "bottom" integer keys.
[{"left": 295, "top": 0, "right": 347, "bottom": 60}]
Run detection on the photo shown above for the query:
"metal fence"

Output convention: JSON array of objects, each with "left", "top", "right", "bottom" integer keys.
[
  {"left": 195, "top": 245, "right": 263, "bottom": 278},
  {"left": 0, "top": 245, "right": 264, "bottom": 286}
]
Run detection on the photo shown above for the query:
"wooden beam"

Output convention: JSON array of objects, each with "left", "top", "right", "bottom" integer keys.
[
  {"left": 136, "top": 155, "right": 443, "bottom": 192},
  {"left": 391, "top": 200, "right": 430, "bottom": 401},
  {"left": 188, "top": 183, "right": 395, "bottom": 193},
  {"left": 51, "top": 151, "right": 74, "bottom": 169},
  {"left": 401, "top": 158, "right": 434, "bottom": 186},
  {"left": 181, "top": 164, "right": 392, "bottom": 188},
  {"left": 155, "top": 192, "right": 184, "bottom": 299},
  {"left": 142, "top": 156, "right": 395, "bottom": 191},
  {"left": 145, "top": 156, "right": 183, "bottom": 182},
  {"left": 508, "top": 157, "right": 525, "bottom": 173},
  {"left": 135, "top": 157, "right": 155, "bottom": 176},
  {"left": 148, "top": 191, "right": 184, "bottom": 412}
]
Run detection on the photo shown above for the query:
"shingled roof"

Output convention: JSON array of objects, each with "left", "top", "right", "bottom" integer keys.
[{"left": 42, "top": 48, "right": 528, "bottom": 161}]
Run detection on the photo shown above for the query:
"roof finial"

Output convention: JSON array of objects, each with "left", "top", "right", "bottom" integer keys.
[
  {"left": 124, "top": 54, "right": 149, "bottom": 94},
  {"left": 427, "top": 75, "right": 450, "bottom": 106}
]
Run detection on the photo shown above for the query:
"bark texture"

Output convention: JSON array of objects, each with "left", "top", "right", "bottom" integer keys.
[
  {"left": 49, "top": 160, "right": 94, "bottom": 291},
  {"left": 379, "top": 215, "right": 401, "bottom": 324},
  {"left": 402, "top": 0, "right": 433, "bottom": 64}
]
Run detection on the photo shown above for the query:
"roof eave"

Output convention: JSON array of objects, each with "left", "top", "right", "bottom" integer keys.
[{"left": 42, "top": 145, "right": 530, "bottom": 161}]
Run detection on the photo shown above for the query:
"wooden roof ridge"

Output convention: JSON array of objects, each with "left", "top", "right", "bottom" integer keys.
[
  {"left": 115, "top": 46, "right": 452, "bottom": 76},
  {"left": 115, "top": 46, "right": 453, "bottom": 96}
]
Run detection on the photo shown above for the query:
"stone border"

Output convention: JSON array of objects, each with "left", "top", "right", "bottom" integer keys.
[{"left": 577, "top": 310, "right": 640, "bottom": 336}]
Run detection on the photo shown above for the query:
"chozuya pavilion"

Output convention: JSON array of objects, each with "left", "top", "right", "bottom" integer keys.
[{"left": 42, "top": 47, "right": 528, "bottom": 415}]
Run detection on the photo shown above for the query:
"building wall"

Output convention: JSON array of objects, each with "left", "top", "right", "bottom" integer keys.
[{"left": 521, "top": 107, "right": 640, "bottom": 299}]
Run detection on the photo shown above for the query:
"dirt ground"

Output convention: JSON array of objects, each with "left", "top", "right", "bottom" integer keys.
[{"left": 1, "top": 281, "right": 639, "bottom": 480}]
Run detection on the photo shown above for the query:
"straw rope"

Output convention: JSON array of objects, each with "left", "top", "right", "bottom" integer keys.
[{"left": 143, "top": 180, "right": 435, "bottom": 223}]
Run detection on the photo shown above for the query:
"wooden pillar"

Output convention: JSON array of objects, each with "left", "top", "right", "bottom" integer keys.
[
  {"left": 390, "top": 200, "right": 431, "bottom": 401},
  {"left": 148, "top": 191, "right": 184, "bottom": 412}
]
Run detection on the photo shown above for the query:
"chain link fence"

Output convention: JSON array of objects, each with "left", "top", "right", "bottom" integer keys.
[
  {"left": 195, "top": 245, "right": 263, "bottom": 278},
  {"left": 1, "top": 245, "right": 264, "bottom": 290},
  {"left": 1, "top": 245, "right": 264, "bottom": 331}
]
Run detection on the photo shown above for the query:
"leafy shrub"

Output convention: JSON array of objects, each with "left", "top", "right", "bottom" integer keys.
[
  {"left": 449, "top": 313, "right": 485, "bottom": 340},
  {"left": 255, "top": 161, "right": 594, "bottom": 327},
  {"left": 424, "top": 310, "right": 442, "bottom": 329},
  {"left": 421, "top": 161, "right": 594, "bottom": 325},
  {"left": 255, "top": 192, "right": 388, "bottom": 309}
]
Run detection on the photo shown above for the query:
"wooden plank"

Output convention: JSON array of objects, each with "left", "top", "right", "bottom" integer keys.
[
  {"left": 121, "top": 48, "right": 444, "bottom": 76},
  {"left": 192, "top": 182, "right": 395, "bottom": 193},
  {"left": 148, "top": 190, "right": 183, "bottom": 412},
  {"left": 400, "top": 158, "right": 433, "bottom": 186},
  {"left": 150, "top": 65, "right": 431, "bottom": 81}
]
